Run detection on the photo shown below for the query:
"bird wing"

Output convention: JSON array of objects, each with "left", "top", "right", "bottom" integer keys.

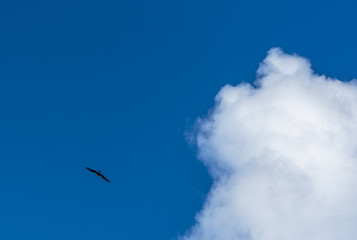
[
  {"left": 86, "top": 167, "right": 97, "bottom": 174},
  {"left": 99, "top": 173, "right": 111, "bottom": 183}
]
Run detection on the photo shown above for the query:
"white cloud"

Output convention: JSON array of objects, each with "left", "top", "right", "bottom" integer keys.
[{"left": 182, "top": 48, "right": 357, "bottom": 240}]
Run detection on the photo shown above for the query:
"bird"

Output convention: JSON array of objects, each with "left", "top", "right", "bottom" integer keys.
[{"left": 86, "top": 167, "right": 111, "bottom": 183}]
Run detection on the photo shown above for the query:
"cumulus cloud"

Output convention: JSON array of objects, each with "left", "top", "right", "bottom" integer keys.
[{"left": 183, "top": 48, "right": 357, "bottom": 240}]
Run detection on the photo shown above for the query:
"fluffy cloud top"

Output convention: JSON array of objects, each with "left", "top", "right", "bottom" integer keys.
[{"left": 183, "top": 48, "right": 357, "bottom": 240}]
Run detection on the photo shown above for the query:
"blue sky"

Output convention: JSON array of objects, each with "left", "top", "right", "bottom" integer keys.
[{"left": 1, "top": 0, "right": 357, "bottom": 239}]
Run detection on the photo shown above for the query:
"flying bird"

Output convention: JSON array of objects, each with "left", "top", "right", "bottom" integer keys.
[{"left": 86, "top": 167, "right": 111, "bottom": 183}]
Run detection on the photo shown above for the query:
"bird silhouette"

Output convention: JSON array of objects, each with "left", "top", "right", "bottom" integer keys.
[{"left": 86, "top": 167, "right": 111, "bottom": 183}]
